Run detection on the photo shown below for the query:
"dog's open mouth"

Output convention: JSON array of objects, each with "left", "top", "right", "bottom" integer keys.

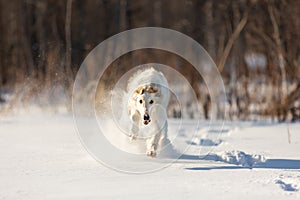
[{"left": 143, "top": 120, "right": 151, "bottom": 125}]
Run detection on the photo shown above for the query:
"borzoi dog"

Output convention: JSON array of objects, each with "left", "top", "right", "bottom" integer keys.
[{"left": 127, "top": 68, "right": 170, "bottom": 157}]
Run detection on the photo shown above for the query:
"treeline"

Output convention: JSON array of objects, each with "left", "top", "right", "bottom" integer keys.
[{"left": 0, "top": 0, "right": 299, "bottom": 121}]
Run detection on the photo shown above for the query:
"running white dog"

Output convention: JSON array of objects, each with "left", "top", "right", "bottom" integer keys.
[{"left": 127, "top": 68, "right": 170, "bottom": 157}]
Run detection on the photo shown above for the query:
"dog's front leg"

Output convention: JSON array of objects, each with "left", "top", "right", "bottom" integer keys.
[
  {"left": 129, "top": 111, "right": 140, "bottom": 141},
  {"left": 146, "top": 136, "right": 158, "bottom": 157},
  {"left": 130, "top": 123, "right": 139, "bottom": 141},
  {"left": 146, "top": 128, "right": 161, "bottom": 157}
]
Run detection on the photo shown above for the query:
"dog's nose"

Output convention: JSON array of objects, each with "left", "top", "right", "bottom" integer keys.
[{"left": 144, "top": 114, "right": 150, "bottom": 121}]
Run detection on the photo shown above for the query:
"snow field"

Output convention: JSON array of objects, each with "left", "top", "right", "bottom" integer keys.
[{"left": 0, "top": 115, "right": 299, "bottom": 199}]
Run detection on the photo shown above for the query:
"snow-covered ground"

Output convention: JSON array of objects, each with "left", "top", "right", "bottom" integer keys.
[{"left": 0, "top": 114, "right": 299, "bottom": 199}]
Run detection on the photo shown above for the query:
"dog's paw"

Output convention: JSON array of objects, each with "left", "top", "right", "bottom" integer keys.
[
  {"left": 146, "top": 144, "right": 157, "bottom": 157},
  {"left": 129, "top": 134, "right": 137, "bottom": 141},
  {"left": 146, "top": 150, "right": 157, "bottom": 157}
]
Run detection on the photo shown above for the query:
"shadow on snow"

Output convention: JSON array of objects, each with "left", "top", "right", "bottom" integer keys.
[{"left": 178, "top": 154, "right": 300, "bottom": 170}]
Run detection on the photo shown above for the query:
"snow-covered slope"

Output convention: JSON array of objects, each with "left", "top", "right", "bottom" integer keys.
[{"left": 0, "top": 115, "right": 299, "bottom": 199}]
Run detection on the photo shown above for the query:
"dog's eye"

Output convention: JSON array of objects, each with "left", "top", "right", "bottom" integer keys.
[
  {"left": 149, "top": 100, "right": 154, "bottom": 104},
  {"left": 139, "top": 100, "right": 143, "bottom": 104}
]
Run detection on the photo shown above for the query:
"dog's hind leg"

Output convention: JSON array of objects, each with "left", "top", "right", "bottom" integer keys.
[{"left": 158, "top": 122, "right": 169, "bottom": 149}]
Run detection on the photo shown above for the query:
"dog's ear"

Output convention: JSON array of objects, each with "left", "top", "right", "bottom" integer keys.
[
  {"left": 146, "top": 85, "right": 158, "bottom": 93},
  {"left": 134, "top": 87, "right": 145, "bottom": 95}
]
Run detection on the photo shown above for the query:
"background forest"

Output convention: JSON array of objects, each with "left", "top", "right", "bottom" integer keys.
[{"left": 0, "top": 0, "right": 299, "bottom": 121}]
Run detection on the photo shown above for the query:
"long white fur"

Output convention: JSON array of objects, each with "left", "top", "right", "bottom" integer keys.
[{"left": 127, "top": 68, "right": 170, "bottom": 157}]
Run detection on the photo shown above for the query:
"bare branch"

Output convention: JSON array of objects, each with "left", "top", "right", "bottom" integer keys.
[{"left": 218, "top": 11, "right": 248, "bottom": 72}]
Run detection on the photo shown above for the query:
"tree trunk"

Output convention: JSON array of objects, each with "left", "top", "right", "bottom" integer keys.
[
  {"left": 268, "top": 4, "right": 288, "bottom": 116},
  {"left": 204, "top": 1, "right": 216, "bottom": 61},
  {"left": 65, "top": 0, "right": 73, "bottom": 110}
]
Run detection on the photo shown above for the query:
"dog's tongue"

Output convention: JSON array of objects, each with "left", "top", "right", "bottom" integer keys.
[{"left": 143, "top": 120, "right": 151, "bottom": 125}]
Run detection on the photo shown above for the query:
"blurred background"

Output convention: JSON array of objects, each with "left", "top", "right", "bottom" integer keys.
[{"left": 0, "top": 0, "right": 299, "bottom": 121}]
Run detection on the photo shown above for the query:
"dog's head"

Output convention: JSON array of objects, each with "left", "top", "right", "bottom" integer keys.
[{"left": 133, "top": 84, "right": 159, "bottom": 125}]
